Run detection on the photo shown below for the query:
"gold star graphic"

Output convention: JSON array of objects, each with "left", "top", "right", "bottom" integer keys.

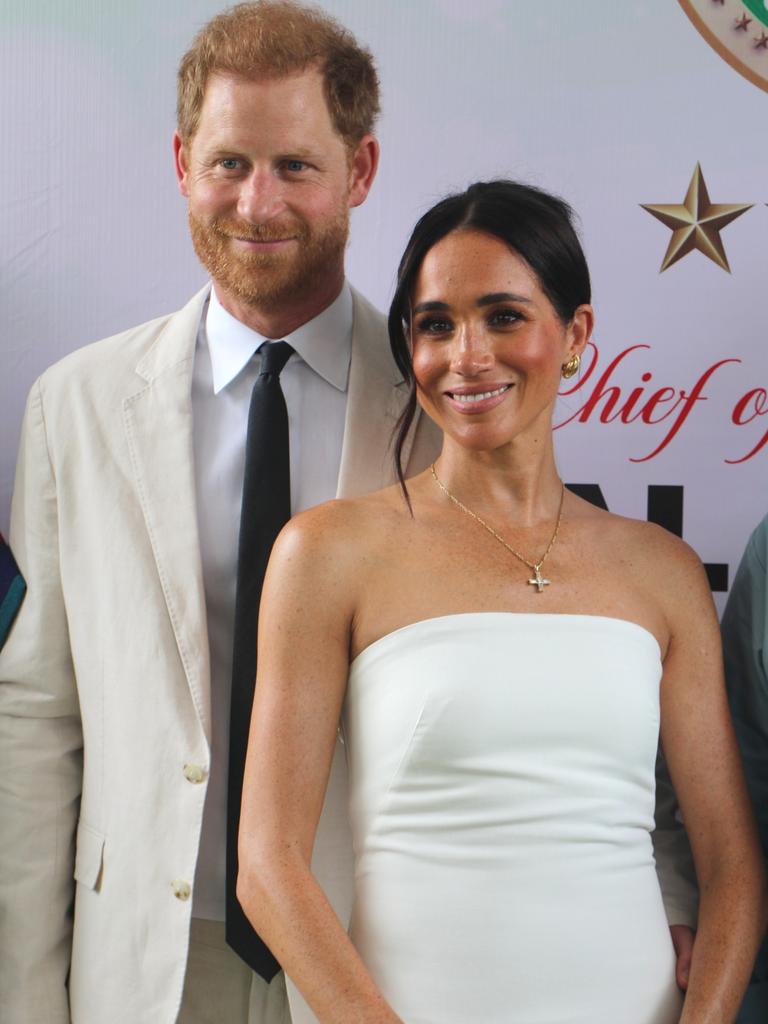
[{"left": 641, "top": 164, "right": 753, "bottom": 273}]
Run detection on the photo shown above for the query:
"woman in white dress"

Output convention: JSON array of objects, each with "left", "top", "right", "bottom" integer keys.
[{"left": 237, "top": 181, "right": 766, "bottom": 1023}]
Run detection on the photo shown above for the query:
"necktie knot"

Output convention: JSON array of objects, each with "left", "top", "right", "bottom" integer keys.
[{"left": 258, "top": 340, "right": 293, "bottom": 379}]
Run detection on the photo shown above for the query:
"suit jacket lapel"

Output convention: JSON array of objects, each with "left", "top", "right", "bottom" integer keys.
[
  {"left": 123, "top": 287, "right": 212, "bottom": 741},
  {"left": 336, "top": 288, "right": 420, "bottom": 499}
]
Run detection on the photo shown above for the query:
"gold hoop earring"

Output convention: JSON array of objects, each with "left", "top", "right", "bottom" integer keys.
[{"left": 561, "top": 353, "right": 580, "bottom": 379}]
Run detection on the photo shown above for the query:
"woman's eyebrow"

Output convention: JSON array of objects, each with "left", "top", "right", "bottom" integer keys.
[
  {"left": 412, "top": 300, "right": 450, "bottom": 314},
  {"left": 477, "top": 292, "right": 531, "bottom": 306},
  {"left": 413, "top": 292, "right": 533, "bottom": 315}
]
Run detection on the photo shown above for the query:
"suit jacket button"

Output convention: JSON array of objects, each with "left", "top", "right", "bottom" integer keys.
[
  {"left": 183, "top": 763, "right": 207, "bottom": 784},
  {"left": 171, "top": 879, "right": 192, "bottom": 901}
]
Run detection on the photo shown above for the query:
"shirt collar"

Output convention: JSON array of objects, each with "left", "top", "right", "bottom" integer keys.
[{"left": 205, "top": 283, "right": 353, "bottom": 395}]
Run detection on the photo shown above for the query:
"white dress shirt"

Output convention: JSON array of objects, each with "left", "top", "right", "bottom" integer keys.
[{"left": 191, "top": 283, "right": 352, "bottom": 920}]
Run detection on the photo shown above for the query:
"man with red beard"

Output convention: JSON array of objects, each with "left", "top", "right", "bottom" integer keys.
[{"left": 0, "top": 4, "right": 439, "bottom": 1024}]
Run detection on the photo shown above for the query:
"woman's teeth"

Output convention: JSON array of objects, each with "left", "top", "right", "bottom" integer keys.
[{"left": 451, "top": 385, "right": 511, "bottom": 403}]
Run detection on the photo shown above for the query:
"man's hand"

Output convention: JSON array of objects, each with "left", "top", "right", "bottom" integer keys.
[{"left": 670, "top": 924, "right": 696, "bottom": 990}]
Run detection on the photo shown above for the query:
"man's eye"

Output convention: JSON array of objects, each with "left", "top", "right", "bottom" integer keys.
[
  {"left": 220, "top": 158, "right": 240, "bottom": 171},
  {"left": 284, "top": 160, "right": 307, "bottom": 172}
]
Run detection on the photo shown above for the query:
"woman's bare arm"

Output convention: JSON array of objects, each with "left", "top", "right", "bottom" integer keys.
[
  {"left": 236, "top": 503, "right": 403, "bottom": 1024},
  {"left": 657, "top": 534, "right": 767, "bottom": 1023}
]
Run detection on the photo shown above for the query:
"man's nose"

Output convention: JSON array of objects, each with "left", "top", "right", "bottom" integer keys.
[
  {"left": 449, "top": 327, "right": 494, "bottom": 376},
  {"left": 237, "top": 168, "right": 287, "bottom": 224}
]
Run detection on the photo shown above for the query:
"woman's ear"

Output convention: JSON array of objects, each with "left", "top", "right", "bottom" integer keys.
[{"left": 565, "top": 303, "right": 594, "bottom": 360}]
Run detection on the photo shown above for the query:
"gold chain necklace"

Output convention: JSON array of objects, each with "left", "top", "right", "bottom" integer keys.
[{"left": 430, "top": 463, "right": 565, "bottom": 592}]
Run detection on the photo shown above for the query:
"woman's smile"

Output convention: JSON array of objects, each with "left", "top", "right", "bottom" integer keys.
[{"left": 444, "top": 382, "right": 514, "bottom": 413}]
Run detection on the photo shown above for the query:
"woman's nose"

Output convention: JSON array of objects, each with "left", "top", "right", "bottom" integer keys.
[{"left": 449, "top": 328, "right": 494, "bottom": 376}]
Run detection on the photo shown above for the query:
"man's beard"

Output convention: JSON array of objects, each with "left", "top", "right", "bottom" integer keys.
[{"left": 188, "top": 207, "right": 349, "bottom": 312}]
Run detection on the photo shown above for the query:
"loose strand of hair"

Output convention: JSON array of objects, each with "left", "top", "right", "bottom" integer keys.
[{"left": 393, "top": 385, "right": 418, "bottom": 516}]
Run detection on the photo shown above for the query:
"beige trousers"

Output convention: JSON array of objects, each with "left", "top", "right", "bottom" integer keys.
[{"left": 178, "top": 918, "right": 291, "bottom": 1024}]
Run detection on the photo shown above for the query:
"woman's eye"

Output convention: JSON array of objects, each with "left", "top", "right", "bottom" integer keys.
[
  {"left": 489, "top": 309, "right": 521, "bottom": 326},
  {"left": 415, "top": 316, "right": 452, "bottom": 335}
]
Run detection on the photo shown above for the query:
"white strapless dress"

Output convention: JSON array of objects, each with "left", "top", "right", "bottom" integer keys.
[{"left": 342, "top": 614, "right": 683, "bottom": 1024}]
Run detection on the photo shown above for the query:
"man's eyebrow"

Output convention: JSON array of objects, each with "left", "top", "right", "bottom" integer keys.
[
  {"left": 204, "top": 147, "right": 246, "bottom": 159},
  {"left": 477, "top": 292, "right": 531, "bottom": 306},
  {"left": 412, "top": 300, "right": 450, "bottom": 314},
  {"left": 204, "top": 146, "right": 317, "bottom": 158}
]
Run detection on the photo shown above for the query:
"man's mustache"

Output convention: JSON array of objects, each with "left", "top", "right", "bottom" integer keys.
[{"left": 212, "top": 219, "right": 307, "bottom": 243}]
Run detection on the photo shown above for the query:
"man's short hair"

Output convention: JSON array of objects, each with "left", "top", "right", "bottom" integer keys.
[{"left": 177, "top": 0, "right": 380, "bottom": 149}]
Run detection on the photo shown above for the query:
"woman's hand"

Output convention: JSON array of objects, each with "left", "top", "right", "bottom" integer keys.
[{"left": 670, "top": 924, "right": 695, "bottom": 991}]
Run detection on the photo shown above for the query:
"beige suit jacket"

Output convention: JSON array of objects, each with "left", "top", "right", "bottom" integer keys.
[{"left": 0, "top": 285, "right": 439, "bottom": 1024}]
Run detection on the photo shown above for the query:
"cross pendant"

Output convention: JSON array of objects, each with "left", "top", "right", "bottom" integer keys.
[{"left": 528, "top": 567, "right": 551, "bottom": 593}]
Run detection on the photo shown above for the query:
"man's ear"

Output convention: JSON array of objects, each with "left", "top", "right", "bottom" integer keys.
[
  {"left": 173, "top": 132, "right": 191, "bottom": 198},
  {"left": 347, "top": 134, "right": 380, "bottom": 209}
]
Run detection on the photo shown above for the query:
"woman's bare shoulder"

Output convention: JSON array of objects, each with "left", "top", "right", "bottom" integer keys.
[
  {"left": 271, "top": 484, "right": 411, "bottom": 573},
  {"left": 570, "top": 494, "right": 711, "bottom": 611}
]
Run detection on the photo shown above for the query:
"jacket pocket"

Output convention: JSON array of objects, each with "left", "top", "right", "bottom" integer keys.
[{"left": 73, "top": 821, "right": 105, "bottom": 891}]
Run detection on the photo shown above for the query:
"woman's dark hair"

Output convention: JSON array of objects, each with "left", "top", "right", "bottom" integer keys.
[{"left": 389, "top": 179, "right": 591, "bottom": 502}]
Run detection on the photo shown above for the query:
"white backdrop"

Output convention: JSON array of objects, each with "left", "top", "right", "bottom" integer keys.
[{"left": 2, "top": 0, "right": 767, "bottom": 612}]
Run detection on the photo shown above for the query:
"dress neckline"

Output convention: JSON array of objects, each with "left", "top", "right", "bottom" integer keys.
[{"left": 350, "top": 612, "right": 662, "bottom": 670}]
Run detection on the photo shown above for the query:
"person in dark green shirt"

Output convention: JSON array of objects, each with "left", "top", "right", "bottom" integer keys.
[
  {"left": 0, "top": 535, "right": 25, "bottom": 650},
  {"left": 723, "top": 514, "right": 768, "bottom": 1022}
]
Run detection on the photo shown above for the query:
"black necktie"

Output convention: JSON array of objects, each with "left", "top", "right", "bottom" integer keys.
[{"left": 226, "top": 340, "right": 293, "bottom": 979}]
